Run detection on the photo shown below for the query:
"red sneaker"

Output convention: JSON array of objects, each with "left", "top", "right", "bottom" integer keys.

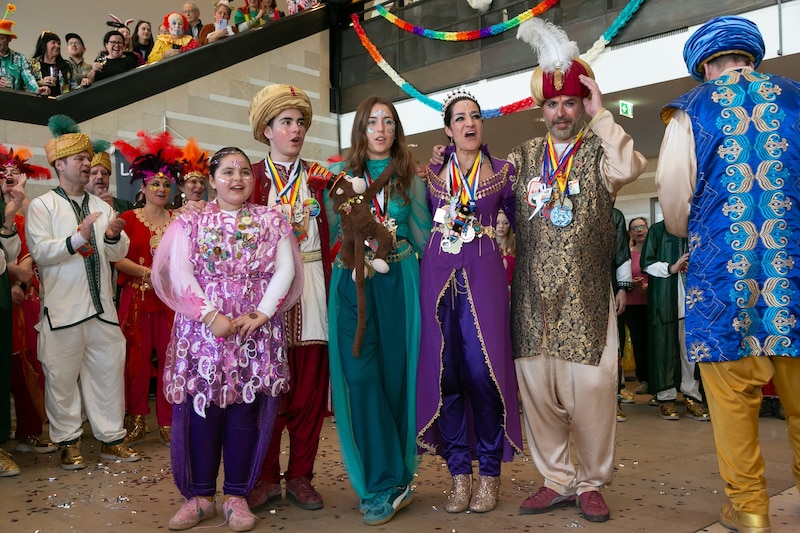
[
  {"left": 247, "top": 480, "right": 281, "bottom": 511},
  {"left": 519, "top": 486, "right": 576, "bottom": 514},
  {"left": 285, "top": 476, "right": 323, "bottom": 510},
  {"left": 578, "top": 491, "right": 610, "bottom": 522}
]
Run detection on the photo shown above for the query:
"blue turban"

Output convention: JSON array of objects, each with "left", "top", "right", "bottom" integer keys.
[{"left": 683, "top": 16, "right": 765, "bottom": 82}]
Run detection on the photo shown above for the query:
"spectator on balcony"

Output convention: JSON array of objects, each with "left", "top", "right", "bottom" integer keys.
[
  {"left": 287, "top": 0, "right": 319, "bottom": 16},
  {"left": 64, "top": 33, "right": 90, "bottom": 88},
  {"left": 148, "top": 12, "right": 199, "bottom": 64},
  {"left": 106, "top": 14, "right": 134, "bottom": 53},
  {"left": 198, "top": 1, "right": 238, "bottom": 46},
  {"left": 131, "top": 21, "right": 154, "bottom": 64},
  {"left": 85, "top": 31, "right": 139, "bottom": 84},
  {"left": 0, "top": 13, "right": 48, "bottom": 94},
  {"left": 183, "top": 2, "right": 203, "bottom": 39},
  {"left": 234, "top": 0, "right": 268, "bottom": 32},
  {"left": 30, "top": 31, "right": 73, "bottom": 96},
  {"left": 262, "top": 0, "right": 285, "bottom": 22}
]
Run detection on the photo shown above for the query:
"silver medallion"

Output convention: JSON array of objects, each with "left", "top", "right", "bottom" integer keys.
[{"left": 550, "top": 197, "right": 574, "bottom": 227}]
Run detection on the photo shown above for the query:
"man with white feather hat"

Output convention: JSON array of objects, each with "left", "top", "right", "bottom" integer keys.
[{"left": 508, "top": 18, "right": 647, "bottom": 522}]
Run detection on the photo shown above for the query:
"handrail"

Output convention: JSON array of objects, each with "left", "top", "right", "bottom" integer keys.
[{"left": 0, "top": 5, "right": 330, "bottom": 125}]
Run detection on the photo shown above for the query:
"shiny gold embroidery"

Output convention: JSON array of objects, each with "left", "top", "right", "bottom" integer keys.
[
  {"left": 760, "top": 219, "right": 790, "bottom": 248},
  {"left": 719, "top": 107, "right": 750, "bottom": 135},
  {"left": 731, "top": 279, "right": 759, "bottom": 308}
]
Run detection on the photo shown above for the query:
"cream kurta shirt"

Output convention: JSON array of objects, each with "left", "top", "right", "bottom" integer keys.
[{"left": 26, "top": 191, "right": 130, "bottom": 329}]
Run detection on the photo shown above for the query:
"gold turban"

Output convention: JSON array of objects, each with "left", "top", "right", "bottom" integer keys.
[
  {"left": 44, "top": 132, "right": 93, "bottom": 165},
  {"left": 249, "top": 84, "right": 313, "bottom": 145},
  {"left": 91, "top": 151, "right": 111, "bottom": 172}
]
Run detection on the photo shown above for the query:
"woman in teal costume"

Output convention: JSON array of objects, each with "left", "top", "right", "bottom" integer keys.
[{"left": 325, "top": 95, "right": 432, "bottom": 526}]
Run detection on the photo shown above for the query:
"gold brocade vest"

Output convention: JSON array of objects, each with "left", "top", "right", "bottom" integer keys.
[{"left": 509, "top": 132, "right": 614, "bottom": 365}]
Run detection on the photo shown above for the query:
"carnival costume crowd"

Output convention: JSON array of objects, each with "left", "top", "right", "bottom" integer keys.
[{"left": 0, "top": 8, "right": 798, "bottom": 533}]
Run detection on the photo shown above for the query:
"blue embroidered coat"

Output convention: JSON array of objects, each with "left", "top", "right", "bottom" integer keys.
[{"left": 664, "top": 69, "right": 800, "bottom": 362}]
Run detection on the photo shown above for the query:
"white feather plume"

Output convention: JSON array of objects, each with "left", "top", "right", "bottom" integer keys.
[
  {"left": 517, "top": 18, "right": 580, "bottom": 73},
  {"left": 466, "top": 0, "right": 493, "bottom": 13}
]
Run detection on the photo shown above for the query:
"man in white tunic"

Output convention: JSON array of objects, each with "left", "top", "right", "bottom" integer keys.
[{"left": 25, "top": 116, "right": 142, "bottom": 469}]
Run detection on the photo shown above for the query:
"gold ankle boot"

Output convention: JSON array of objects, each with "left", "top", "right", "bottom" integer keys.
[
  {"left": 719, "top": 503, "right": 771, "bottom": 533},
  {"left": 445, "top": 474, "right": 472, "bottom": 513},
  {"left": 159, "top": 426, "right": 171, "bottom": 447},
  {"left": 469, "top": 475, "right": 500, "bottom": 513},
  {"left": 123, "top": 415, "right": 146, "bottom": 445}
]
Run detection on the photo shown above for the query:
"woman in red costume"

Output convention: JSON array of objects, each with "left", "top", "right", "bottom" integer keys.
[{"left": 0, "top": 145, "right": 55, "bottom": 456}]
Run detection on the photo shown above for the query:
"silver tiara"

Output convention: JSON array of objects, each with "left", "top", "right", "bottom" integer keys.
[{"left": 441, "top": 88, "right": 479, "bottom": 119}]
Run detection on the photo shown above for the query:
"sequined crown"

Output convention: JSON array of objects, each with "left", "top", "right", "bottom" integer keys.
[{"left": 441, "top": 88, "right": 478, "bottom": 119}]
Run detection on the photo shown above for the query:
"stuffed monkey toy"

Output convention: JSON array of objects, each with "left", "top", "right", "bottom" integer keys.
[{"left": 328, "top": 163, "right": 396, "bottom": 357}]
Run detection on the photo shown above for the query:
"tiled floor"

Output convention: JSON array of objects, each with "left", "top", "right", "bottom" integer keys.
[{"left": 1, "top": 391, "right": 797, "bottom": 532}]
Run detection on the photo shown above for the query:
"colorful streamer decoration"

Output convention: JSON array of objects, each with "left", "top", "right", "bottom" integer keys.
[
  {"left": 376, "top": 0, "right": 559, "bottom": 41},
  {"left": 581, "top": 0, "right": 646, "bottom": 63},
  {"left": 351, "top": 0, "right": 648, "bottom": 118}
]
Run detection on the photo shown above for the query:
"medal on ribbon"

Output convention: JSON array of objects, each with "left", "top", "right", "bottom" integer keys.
[{"left": 539, "top": 130, "right": 585, "bottom": 227}]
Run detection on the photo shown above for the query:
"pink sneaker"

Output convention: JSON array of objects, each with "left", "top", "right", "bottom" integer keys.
[
  {"left": 168, "top": 497, "right": 217, "bottom": 530},
  {"left": 224, "top": 496, "right": 258, "bottom": 532}
]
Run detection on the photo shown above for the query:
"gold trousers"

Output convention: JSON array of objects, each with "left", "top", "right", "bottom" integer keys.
[{"left": 699, "top": 356, "right": 800, "bottom": 514}]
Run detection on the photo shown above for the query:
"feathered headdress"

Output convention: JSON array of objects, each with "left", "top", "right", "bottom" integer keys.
[
  {"left": 0, "top": 144, "right": 51, "bottom": 179},
  {"left": 114, "top": 131, "right": 183, "bottom": 184},
  {"left": 179, "top": 137, "right": 210, "bottom": 182},
  {"left": 90, "top": 139, "right": 112, "bottom": 172},
  {"left": 517, "top": 18, "right": 594, "bottom": 106},
  {"left": 44, "top": 114, "right": 93, "bottom": 165},
  {"left": 107, "top": 13, "right": 134, "bottom": 30}
]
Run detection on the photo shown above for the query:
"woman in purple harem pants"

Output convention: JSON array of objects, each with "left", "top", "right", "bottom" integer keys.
[{"left": 417, "top": 90, "right": 523, "bottom": 515}]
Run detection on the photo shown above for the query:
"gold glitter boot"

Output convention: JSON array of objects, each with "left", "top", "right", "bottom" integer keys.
[
  {"left": 469, "top": 475, "right": 500, "bottom": 513},
  {"left": 444, "top": 474, "right": 472, "bottom": 513},
  {"left": 123, "top": 414, "right": 146, "bottom": 445}
]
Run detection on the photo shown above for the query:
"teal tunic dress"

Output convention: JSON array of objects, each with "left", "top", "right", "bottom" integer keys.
[{"left": 325, "top": 158, "right": 432, "bottom": 499}]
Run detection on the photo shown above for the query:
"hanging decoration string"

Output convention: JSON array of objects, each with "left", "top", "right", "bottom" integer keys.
[
  {"left": 375, "top": 0, "right": 559, "bottom": 41},
  {"left": 350, "top": 0, "right": 647, "bottom": 117}
]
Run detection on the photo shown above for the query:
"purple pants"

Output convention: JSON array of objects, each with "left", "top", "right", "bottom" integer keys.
[
  {"left": 438, "top": 270, "right": 504, "bottom": 477},
  {"left": 188, "top": 399, "right": 260, "bottom": 497}
]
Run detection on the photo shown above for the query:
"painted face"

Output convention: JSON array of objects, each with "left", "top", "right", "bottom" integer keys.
[
  {"left": 444, "top": 99, "right": 483, "bottom": 152},
  {"left": 210, "top": 153, "right": 254, "bottom": 210},
  {"left": 137, "top": 23, "right": 152, "bottom": 43},
  {"left": 105, "top": 35, "right": 125, "bottom": 58},
  {"left": 143, "top": 176, "right": 171, "bottom": 206},
  {"left": 365, "top": 104, "right": 396, "bottom": 160},
  {"left": 264, "top": 108, "right": 307, "bottom": 161},
  {"left": 168, "top": 14, "right": 185, "bottom": 38},
  {"left": 542, "top": 95, "right": 584, "bottom": 142},
  {"left": 179, "top": 175, "right": 206, "bottom": 201},
  {"left": 495, "top": 211, "right": 510, "bottom": 237},
  {"left": 86, "top": 166, "right": 110, "bottom": 194}
]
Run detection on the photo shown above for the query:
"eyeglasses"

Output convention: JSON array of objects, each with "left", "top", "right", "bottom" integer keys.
[
  {"left": 107, "top": 41, "right": 124, "bottom": 46},
  {"left": 631, "top": 224, "right": 647, "bottom": 231}
]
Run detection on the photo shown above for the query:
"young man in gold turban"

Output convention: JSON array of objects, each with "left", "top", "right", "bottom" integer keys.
[{"left": 246, "top": 84, "right": 331, "bottom": 512}]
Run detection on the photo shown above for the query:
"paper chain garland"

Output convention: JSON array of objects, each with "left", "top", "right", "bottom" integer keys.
[
  {"left": 351, "top": 0, "right": 647, "bottom": 117},
  {"left": 375, "top": 0, "right": 559, "bottom": 41}
]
